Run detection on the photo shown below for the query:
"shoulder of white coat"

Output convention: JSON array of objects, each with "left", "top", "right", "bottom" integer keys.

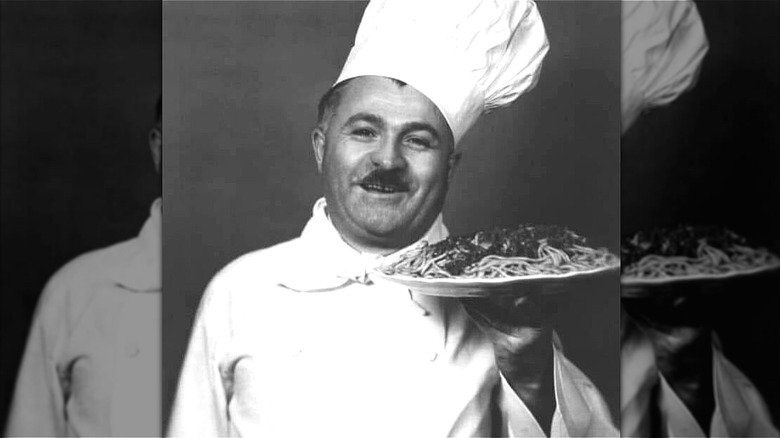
[
  {"left": 34, "top": 238, "right": 137, "bottom": 324},
  {"left": 206, "top": 238, "right": 302, "bottom": 292},
  {"left": 195, "top": 238, "right": 303, "bottom": 319},
  {"left": 46, "top": 234, "right": 139, "bottom": 288}
]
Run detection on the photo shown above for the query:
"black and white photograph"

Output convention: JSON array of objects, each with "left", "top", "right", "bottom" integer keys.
[
  {"left": 163, "top": 1, "right": 620, "bottom": 436},
  {"left": 620, "top": 1, "right": 780, "bottom": 437},
  {"left": 1, "top": 1, "right": 161, "bottom": 436},
  {"left": 5, "top": 0, "right": 777, "bottom": 437}
]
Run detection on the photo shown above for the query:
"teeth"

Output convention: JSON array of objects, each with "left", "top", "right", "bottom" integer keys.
[{"left": 362, "top": 184, "right": 397, "bottom": 193}]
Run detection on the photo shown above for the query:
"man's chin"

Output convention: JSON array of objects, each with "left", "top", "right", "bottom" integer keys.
[
  {"left": 358, "top": 217, "right": 404, "bottom": 237},
  {"left": 352, "top": 215, "right": 414, "bottom": 246}
]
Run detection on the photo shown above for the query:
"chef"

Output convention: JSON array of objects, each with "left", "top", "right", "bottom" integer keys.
[
  {"left": 4, "top": 97, "right": 162, "bottom": 437},
  {"left": 168, "top": 0, "right": 616, "bottom": 436},
  {"left": 620, "top": 2, "right": 779, "bottom": 437}
]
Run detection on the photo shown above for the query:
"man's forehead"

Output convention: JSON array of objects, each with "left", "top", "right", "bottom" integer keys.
[{"left": 334, "top": 76, "right": 451, "bottom": 132}]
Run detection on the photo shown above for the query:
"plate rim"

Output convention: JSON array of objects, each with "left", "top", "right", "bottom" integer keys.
[
  {"left": 370, "top": 262, "right": 620, "bottom": 289},
  {"left": 620, "top": 261, "right": 780, "bottom": 286}
]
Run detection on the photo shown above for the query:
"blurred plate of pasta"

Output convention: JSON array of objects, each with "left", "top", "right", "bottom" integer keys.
[{"left": 620, "top": 225, "right": 780, "bottom": 296}]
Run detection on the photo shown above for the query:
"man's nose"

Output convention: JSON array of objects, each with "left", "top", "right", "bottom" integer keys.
[{"left": 370, "top": 136, "right": 407, "bottom": 169}]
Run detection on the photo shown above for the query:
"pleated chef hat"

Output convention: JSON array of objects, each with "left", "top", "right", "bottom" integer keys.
[
  {"left": 335, "top": 0, "right": 549, "bottom": 146},
  {"left": 622, "top": 0, "right": 709, "bottom": 132}
]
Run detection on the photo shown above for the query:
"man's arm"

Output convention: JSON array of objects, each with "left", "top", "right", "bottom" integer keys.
[
  {"left": 493, "top": 326, "right": 556, "bottom": 435},
  {"left": 5, "top": 279, "right": 68, "bottom": 437},
  {"left": 463, "top": 293, "right": 619, "bottom": 437},
  {"left": 461, "top": 296, "right": 556, "bottom": 436}
]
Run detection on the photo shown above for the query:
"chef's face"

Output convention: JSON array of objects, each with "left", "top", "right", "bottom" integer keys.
[{"left": 312, "top": 76, "right": 459, "bottom": 254}]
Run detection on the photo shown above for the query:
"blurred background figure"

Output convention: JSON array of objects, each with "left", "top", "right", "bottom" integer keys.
[
  {"left": 0, "top": 2, "right": 161, "bottom": 436},
  {"left": 4, "top": 98, "right": 161, "bottom": 437},
  {"left": 620, "top": 1, "right": 780, "bottom": 437}
]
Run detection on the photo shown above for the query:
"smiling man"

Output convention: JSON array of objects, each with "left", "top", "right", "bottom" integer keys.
[
  {"left": 168, "top": 0, "right": 616, "bottom": 436},
  {"left": 313, "top": 77, "right": 457, "bottom": 254}
]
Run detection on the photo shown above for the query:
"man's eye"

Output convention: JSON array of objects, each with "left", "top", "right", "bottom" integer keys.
[
  {"left": 406, "top": 137, "right": 431, "bottom": 148},
  {"left": 352, "top": 128, "right": 376, "bottom": 138}
]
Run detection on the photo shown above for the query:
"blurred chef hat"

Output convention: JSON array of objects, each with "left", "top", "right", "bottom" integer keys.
[
  {"left": 335, "top": 0, "right": 549, "bottom": 146},
  {"left": 622, "top": 0, "right": 709, "bottom": 132}
]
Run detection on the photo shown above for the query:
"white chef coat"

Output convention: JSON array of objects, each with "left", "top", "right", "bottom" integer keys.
[
  {"left": 4, "top": 199, "right": 162, "bottom": 438},
  {"left": 621, "top": 318, "right": 779, "bottom": 438},
  {"left": 168, "top": 197, "right": 616, "bottom": 437}
]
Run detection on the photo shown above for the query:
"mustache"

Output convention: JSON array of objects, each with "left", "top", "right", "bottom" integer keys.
[{"left": 358, "top": 169, "right": 409, "bottom": 191}]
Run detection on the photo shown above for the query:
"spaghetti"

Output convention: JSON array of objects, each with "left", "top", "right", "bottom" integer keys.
[
  {"left": 380, "top": 224, "right": 619, "bottom": 279},
  {"left": 621, "top": 225, "right": 780, "bottom": 281}
]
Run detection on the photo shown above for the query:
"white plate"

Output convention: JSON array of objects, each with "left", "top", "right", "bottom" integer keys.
[{"left": 370, "top": 264, "right": 619, "bottom": 297}]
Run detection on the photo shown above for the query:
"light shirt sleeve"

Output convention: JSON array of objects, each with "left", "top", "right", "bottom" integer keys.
[
  {"left": 167, "top": 281, "right": 232, "bottom": 437},
  {"left": 5, "top": 276, "right": 69, "bottom": 437}
]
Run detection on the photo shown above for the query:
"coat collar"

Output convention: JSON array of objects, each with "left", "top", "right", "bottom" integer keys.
[
  {"left": 109, "top": 198, "right": 161, "bottom": 292},
  {"left": 278, "top": 197, "right": 448, "bottom": 292}
]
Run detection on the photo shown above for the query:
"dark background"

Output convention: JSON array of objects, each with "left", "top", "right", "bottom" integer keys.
[
  {"left": 0, "top": 1, "right": 161, "bottom": 430},
  {"left": 163, "top": 0, "right": 621, "bottom": 425},
  {"left": 622, "top": 1, "right": 780, "bottom": 424}
]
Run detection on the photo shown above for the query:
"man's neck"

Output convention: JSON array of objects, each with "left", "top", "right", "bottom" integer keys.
[
  {"left": 324, "top": 208, "right": 419, "bottom": 256},
  {"left": 338, "top": 233, "right": 405, "bottom": 256}
]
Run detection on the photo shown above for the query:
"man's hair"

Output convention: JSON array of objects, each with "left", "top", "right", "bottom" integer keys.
[
  {"left": 316, "top": 77, "right": 407, "bottom": 129},
  {"left": 155, "top": 95, "right": 162, "bottom": 124}
]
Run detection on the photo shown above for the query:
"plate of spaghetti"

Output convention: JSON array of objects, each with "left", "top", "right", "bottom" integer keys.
[
  {"left": 371, "top": 224, "right": 620, "bottom": 297},
  {"left": 621, "top": 225, "right": 780, "bottom": 294}
]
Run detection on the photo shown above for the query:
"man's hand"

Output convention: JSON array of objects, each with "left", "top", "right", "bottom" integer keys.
[{"left": 460, "top": 292, "right": 556, "bottom": 433}]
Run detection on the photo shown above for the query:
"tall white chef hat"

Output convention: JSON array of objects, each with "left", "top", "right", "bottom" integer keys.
[
  {"left": 334, "top": 0, "right": 549, "bottom": 146},
  {"left": 622, "top": 0, "right": 709, "bottom": 132}
]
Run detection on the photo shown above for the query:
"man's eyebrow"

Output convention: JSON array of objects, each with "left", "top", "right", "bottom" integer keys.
[{"left": 343, "top": 112, "right": 385, "bottom": 129}]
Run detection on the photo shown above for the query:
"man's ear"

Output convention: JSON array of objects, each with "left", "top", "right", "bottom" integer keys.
[
  {"left": 312, "top": 127, "right": 326, "bottom": 173},
  {"left": 448, "top": 150, "right": 462, "bottom": 181},
  {"left": 149, "top": 126, "right": 162, "bottom": 174}
]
